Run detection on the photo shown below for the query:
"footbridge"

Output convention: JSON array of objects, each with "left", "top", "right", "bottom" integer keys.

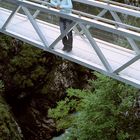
[{"left": 1, "top": 0, "right": 140, "bottom": 88}]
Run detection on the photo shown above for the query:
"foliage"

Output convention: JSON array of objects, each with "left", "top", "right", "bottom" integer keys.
[
  {"left": 0, "top": 32, "right": 91, "bottom": 139},
  {"left": 0, "top": 81, "right": 22, "bottom": 140},
  {"left": 0, "top": 81, "right": 4, "bottom": 93},
  {"left": 0, "top": 34, "right": 58, "bottom": 99},
  {"left": 49, "top": 72, "right": 140, "bottom": 140},
  {"left": 0, "top": 34, "right": 60, "bottom": 139}
]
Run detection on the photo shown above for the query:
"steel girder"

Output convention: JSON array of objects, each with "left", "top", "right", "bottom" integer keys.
[{"left": 0, "top": 0, "right": 140, "bottom": 88}]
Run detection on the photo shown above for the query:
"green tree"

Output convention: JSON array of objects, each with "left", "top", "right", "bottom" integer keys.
[
  {"left": 0, "top": 32, "right": 91, "bottom": 139},
  {"left": 49, "top": 72, "right": 140, "bottom": 140},
  {"left": 0, "top": 34, "right": 58, "bottom": 100}
]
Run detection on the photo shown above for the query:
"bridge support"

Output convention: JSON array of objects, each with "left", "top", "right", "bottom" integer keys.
[{"left": 1, "top": 0, "right": 140, "bottom": 88}]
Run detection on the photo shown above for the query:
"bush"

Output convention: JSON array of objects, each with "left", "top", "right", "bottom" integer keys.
[{"left": 49, "top": 72, "right": 140, "bottom": 140}]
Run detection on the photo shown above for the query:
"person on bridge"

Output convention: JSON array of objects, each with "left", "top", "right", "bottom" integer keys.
[{"left": 50, "top": 0, "right": 73, "bottom": 52}]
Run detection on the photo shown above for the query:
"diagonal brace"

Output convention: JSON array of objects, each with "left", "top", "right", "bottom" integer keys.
[
  {"left": 33, "top": 0, "right": 49, "bottom": 18},
  {"left": 113, "top": 55, "right": 140, "bottom": 73},
  {"left": 79, "top": 23, "right": 113, "bottom": 72},
  {"left": 49, "top": 21, "right": 77, "bottom": 49},
  {"left": 79, "top": 9, "right": 108, "bottom": 35},
  {"left": 22, "top": 6, "right": 49, "bottom": 48},
  {"left": 110, "top": 11, "right": 140, "bottom": 54},
  {"left": 2, "top": 5, "right": 21, "bottom": 30},
  {"left": 94, "top": 9, "right": 108, "bottom": 20}
]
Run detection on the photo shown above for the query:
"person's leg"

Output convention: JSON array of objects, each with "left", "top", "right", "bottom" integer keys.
[
  {"left": 59, "top": 17, "right": 68, "bottom": 50},
  {"left": 65, "top": 19, "right": 73, "bottom": 52},
  {"left": 66, "top": 30, "right": 73, "bottom": 52}
]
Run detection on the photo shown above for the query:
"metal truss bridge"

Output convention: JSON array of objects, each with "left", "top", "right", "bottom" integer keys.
[{"left": 0, "top": 0, "right": 140, "bottom": 88}]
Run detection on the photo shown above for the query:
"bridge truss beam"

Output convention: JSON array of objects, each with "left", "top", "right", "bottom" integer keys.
[{"left": 0, "top": 0, "right": 140, "bottom": 88}]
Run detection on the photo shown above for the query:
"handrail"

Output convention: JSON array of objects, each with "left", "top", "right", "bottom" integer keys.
[
  {"left": 30, "top": 0, "right": 50, "bottom": 6},
  {"left": 9, "top": 0, "right": 140, "bottom": 33},
  {"left": 30, "top": 0, "right": 140, "bottom": 11},
  {"left": 27, "top": 0, "right": 140, "bottom": 29},
  {"left": 96, "top": 0, "right": 140, "bottom": 11},
  {"left": 75, "top": 0, "right": 140, "bottom": 11},
  {"left": 72, "top": 10, "right": 140, "bottom": 33},
  {"left": 1, "top": 0, "right": 140, "bottom": 35},
  {"left": 27, "top": 0, "right": 140, "bottom": 17},
  {"left": 74, "top": 0, "right": 140, "bottom": 19}
]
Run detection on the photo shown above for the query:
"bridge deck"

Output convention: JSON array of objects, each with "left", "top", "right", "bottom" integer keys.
[{"left": 0, "top": 8, "right": 140, "bottom": 88}]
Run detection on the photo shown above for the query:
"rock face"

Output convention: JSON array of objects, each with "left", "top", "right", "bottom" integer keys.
[
  {"left": 0, "top": 95, "right": 22, "bottom": 140},
  {"left": 16, "top": 95, "right": 57, "bottom": 140},
  {"left": 15, "top": 60, "right": 91, "bottom": 140},
  {"left": 0, "top": 34, "right": 92, "bottom": 140}
]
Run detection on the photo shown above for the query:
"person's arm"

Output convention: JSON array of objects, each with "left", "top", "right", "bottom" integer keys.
[
  {"left": 50, "top": 0, "right": 58, "bottom": 7},
  {"left": 60, "top": 0, "right": 73, "bottom": 9}
]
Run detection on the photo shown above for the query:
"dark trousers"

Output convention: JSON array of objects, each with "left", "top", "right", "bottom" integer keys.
[{"left": 59, "top": 17, "right": 73, "bottom": 49}]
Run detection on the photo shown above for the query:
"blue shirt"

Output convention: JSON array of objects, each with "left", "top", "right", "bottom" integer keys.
[{"left": 50, "top": 0, "right": 73, "bottom": 14}]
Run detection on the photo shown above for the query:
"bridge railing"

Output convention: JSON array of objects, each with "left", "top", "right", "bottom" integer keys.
[
  {"left": 27, "top": 0, "right": 140, "bottom": 51},
  {"left": 74, "top": 0, "right": 140, "bottom": 52},
  {"left": 0, "top": 0, "right": 140, "bottom": 75}
]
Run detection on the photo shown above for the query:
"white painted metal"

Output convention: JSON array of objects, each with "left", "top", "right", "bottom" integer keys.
[
  {"left": 3, "top": 0, "right": 140, "bottom": 33},
  {"left": 74, "top": 0, "right": 140, "bottom": 18},
  {"left": 79, "top": 23, "right": 113, "bottom": 72},
  {"left": 33, "top": 0, "right": 49, "bottom": 18},
  {"left": 114, "top": 55, "right": 140, "bottom": 73},
  {"left": 22, "top": 6, "right": 49, "bottom": 47},
  {"left": 29, "top": 0, "right": 140, "bottom": 18},
  {"left": 110, "top": 11, "right": 140, "bottom": 52},
  {"left": 2, "top": 6, "right": 21, "bottom": 30},
  {"left": 0, "top": 0, "right": 140, "bottom": 89}
]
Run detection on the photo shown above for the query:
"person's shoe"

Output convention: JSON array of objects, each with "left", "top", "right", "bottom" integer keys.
[
  {"left": 66, "top": 47, "right": 72, "bottom": 52},
  {"left": 62, "top": 46, "right": 67, "bottom": 51}
]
